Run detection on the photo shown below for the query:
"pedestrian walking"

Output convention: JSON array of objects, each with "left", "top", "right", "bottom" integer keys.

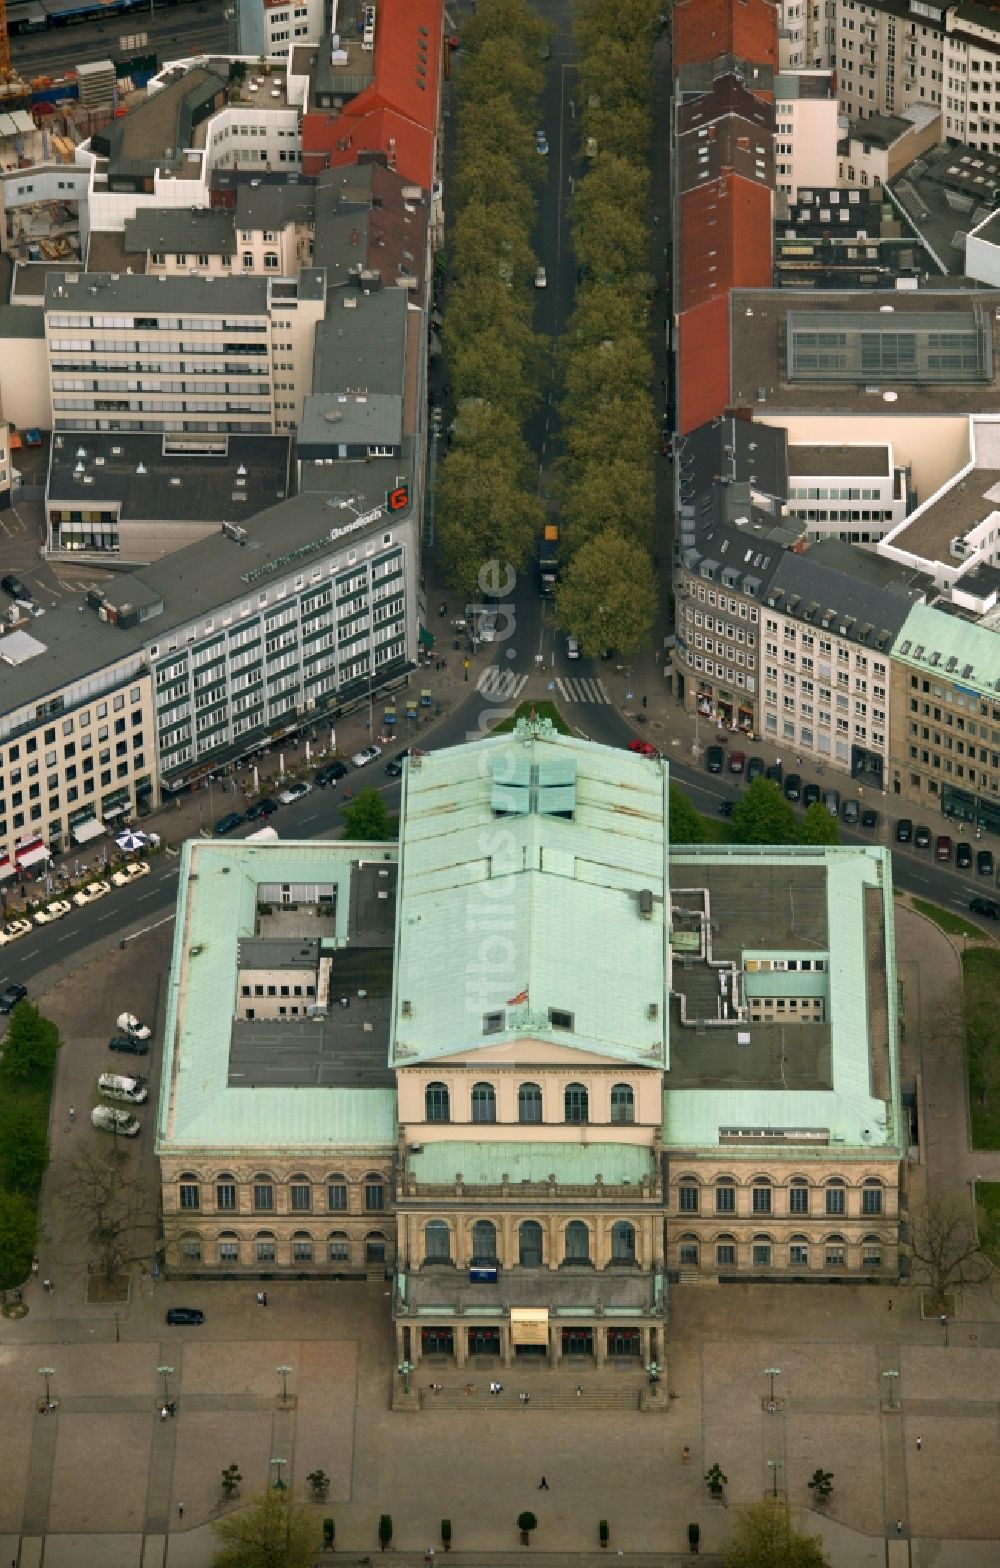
[
  {"left": 887, "top": 1298, "right": 893, "bottom": 1311},
  {"left": 178, "top": 1501, "right": 185, "bottom": 1518},
  {"left": 42, "top": 1279, "right": 51, "bottom": 1293},
  {"left": 575, "top": 1384, "right": 582, "bottom": 1397},
  {"left": 896, "top": 1521, "right": 903, "bottom": 1536},
  {"left": 261, "top": 1290, "right": 267, "bottom": 1306},
  {"left": 916, "top": 1436, "right": 922, "bottom": 1451},
  {"left": 68, "top": 1106, "right": 75, "bottom": 1122},
  {"left": 31, "top": 1257, "right": 39, "bottom": 1277},
  {"left": 538, "top": 1477, "right": 549, "bottom": 1490},
  {"left": 160, "top": 1406, "right": 169, "bottom": 1421}
]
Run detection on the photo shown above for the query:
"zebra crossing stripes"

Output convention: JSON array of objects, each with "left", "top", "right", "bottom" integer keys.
[
  {"left": 554, "top": 676, "right": 611, "bottom": 705},
  {"left": 477, "top": 668, "right": 529, "bottom": 701}
]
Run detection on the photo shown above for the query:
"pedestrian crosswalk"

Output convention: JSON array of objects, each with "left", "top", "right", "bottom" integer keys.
[
  {"left": 554, "top": 676, "right": 611, "bottom": 705},
  {"left": 477, "top": 668, "right": 529, "bottom": 701}
]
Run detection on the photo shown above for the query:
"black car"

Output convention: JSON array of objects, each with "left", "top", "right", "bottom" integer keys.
[
  {"left": 957, "top": 842, "right": 973, "bottom": 869},
  {"left": 861, "top": 808, "right": 878, "bottom": 829},
  {"left": 0, "top": 982, "right": 27, "bottom": 1014},
  {"left": 978, "top": 848, "right": 995, "bottom": 877},
  {"left": 165, "top": 1307, "right": 205, "bottom": 1326},
  {"left": 914, "top": 825, "right": 932, "bottom": 849},
  {"left": 746, "top": 757, "right": 765, "bottom": 782},
  {"left": 895, "top": 818, "right": 913, "bottom": 844},
  {"left": 718, "top": 799, "right": 735, "bottom": 817},
  {"left": 970, "top": 896, "right": 1000, "bottom": 920},
  {"left": 803, "top": 783, "right": 821, "bottom": 809},
  {"left": 706, "top": 745, "right": 725, "bottom": 774},
  {"left": 109, "top": 1033, "right": 150, "bottom": 1055},
  {"left": 765, "top": 763, "right": 783, "bottom": 784},
  {"left": 783, "top": 773, "right": 801, "bottom": 801},
  {"left": 384, "top": 749, "right": 413, "bottom": 779},
  {"left": 0, "top": 574, "right": 29, "bottom": 601},
  {"left": 214, "top": 811, "right": 244, "bottom": 835},
  {"left": 245, "top": 798, "right": 279, "bottom": 821},
  {"left": 315, "top": 760, "right": 349, "bottom": 787}
]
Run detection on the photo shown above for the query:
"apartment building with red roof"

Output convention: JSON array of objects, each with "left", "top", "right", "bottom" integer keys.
[{"left": 672, "top": 0, "right": 779, "bottom": 74}]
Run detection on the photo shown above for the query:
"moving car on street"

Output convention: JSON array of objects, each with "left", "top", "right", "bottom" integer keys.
[
  {"left": 315, "top": 761, "right": 349, "bottom": 786},
  {"left": 245, "top": 797, "right": 280, "bottom": 819},
  {"left": 0, "top": 983, "right": 27, "bottom": 1013},
  {"left": 278, "top": 780, "right": 313, "bottom": 804},
  {"left": 350, "top": 745, "right": 382, "bottom": 768}
]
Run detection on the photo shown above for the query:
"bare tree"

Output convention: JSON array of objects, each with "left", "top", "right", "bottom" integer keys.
[
  {"left": 62, "top": 1147, "right": 157, "bottom": 1282},
  {"left": 908, "top": 1192, "right": 994, "bottom": 1311}
]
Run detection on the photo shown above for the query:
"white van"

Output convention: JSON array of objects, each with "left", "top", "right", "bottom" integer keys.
[
  {"left": 98, "top": 1072, "right": 148, "bottom": 1105},
  {"left": 91, "top": 1104, "right": 140, "bottom": 1136}
]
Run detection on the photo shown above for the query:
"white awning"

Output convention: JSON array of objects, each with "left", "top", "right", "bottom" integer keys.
[
  {"left": 71, "top": 818, "right": 105, "bottom": 845},
  {"left": 16, "top": 842, "right": 50, "bottom": 869},
  {"left": 0, "top": 856, "right": 15, "bottom": 881}
]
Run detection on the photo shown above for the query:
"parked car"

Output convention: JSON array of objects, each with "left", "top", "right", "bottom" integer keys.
[
  {"left": 957, "top": 842, "right": 973, "bottom": 870},
  {"left": 861, "top": 808, "right": 878, "bottom": 829},
  {"left": 111, "top": 861, "right": 149, "bottom": 887},
  {"left": 108, "top": 1033, "right": 150, "bottom": 1055},
  {"left": 0, "top": 982, "right": 27, "bottom": 1014},
  {"left": 706, "top": 745, "right": 725, "bottom": 774},
  {"left": 245, "top": 797, "right": 280, "bottom": 819},
  {"left": 978, "top": 848, "right": 995, "bottom": 877},
  {"left": 33, "top": 899, "right": 72, "bottom": 925},
  {"left": 842, "top": 798, "right": 860, "bottom": 825},
  {"left": 970, "top": 896, "right": 1000, "bottom": 920},
  {"left": 91, "top": 1104, "right": 140, "bottom": 1137},
  {"left": 565, "top": 635, "right": 580, "bottom": 660},
  {"left": 117, "top": 1011, "right": 151, "bottom": 1040},
  {"left": 478, "top": 613, "right": 498, "bottom": 642},
  {"left": 315, "top": 761, "right": 349, "bottom": 787},
  {"left": 746, "top": 757, "right": 765, "bottom": 782},
  {"left": 165, "top": 1307, "right": 205, "bottom": 1325},
  {"left": 1, "top": 573, "right": 30, "bottom": 601},
  {"left": 350, "top": 745, "right": 382, "bottom": 768},
  {"left": 628, "top": 739, "right": 658, "bottom": 757},
  {"left": 728, "top": 751, "right": 746, "bottom": 775},
  {"left": 914, "top": 825, "right": 932, "bottom": 849},
  {"left": 783, "top": 773, "right": 801, "bottom": 801},
  {"left": 0, "top": 918, "right": 32, "bottom": 946},
  {"left": 535, "top": 130, "right": 548, "bottom": 155},
  {"left": 98, "top": 1071, "right": 148, "bottom": 1104},
  {"left": 765, "top": 764, "right": 783, "bottom": 784},
  {"left": 534, "top": 265, "right": 547, "bottom": 288},
  {"left": 935, "top": 834, "right": 952, "bottom": 862},
  {"left": 895, "top": 818, "right": 913, "bottom": 844},
  {"left": 72, "top": 880, "right": 111, "bottom": 907},
  {"left": 213, "top": 811, "right": 243, "bottom": 836},
  {"left": 718, "top": 800, "right": 735, "bottom": 817},
  {"left": 803, "top": 783, "right": 821, "bottom": 809},
  {"left": 278, "top": 780, "right": 313, "bottom": 803},
  {"left": 384, "top": 749, "right": 415, "bottom": 778},
  {"left": 823, "top": 788, "right": 840, "bottom": 817}
]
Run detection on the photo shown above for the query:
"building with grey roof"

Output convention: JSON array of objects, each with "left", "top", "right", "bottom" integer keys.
[{"left": 44, "top": 431, "right": 291, "bottom": 564}]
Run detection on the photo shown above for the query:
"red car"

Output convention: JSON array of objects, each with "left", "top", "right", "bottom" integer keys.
[{"left": 628, "top": 739, "right": 659, "bottom": 758}]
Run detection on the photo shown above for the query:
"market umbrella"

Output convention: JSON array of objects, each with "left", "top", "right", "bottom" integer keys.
[{"left": 115, "top": 829, "right": 148, "bottom": 853}]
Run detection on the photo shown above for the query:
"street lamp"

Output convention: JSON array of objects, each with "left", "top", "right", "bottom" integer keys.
[
  {"left": 276, "top": 1364, "right": 293, "bottom": 1403},
  {"left": 939, "top": 1313, "right": 950, "bottom": 1347},
  {"left": 397, "top": 1359, "right": 413, "bottom": 1396},
  {"left": 271, "top": 1457, "right": 287, "bottom": 1490},
  {"left": 157, "top": 1365, "right": 174, "bottom": 1404},
  {"left": 38, "top": 1366, "right": 55, "bottom": 1409},
  {"left": 764, "top": 1366, "right": 781, "bottom": 1403},
  {"left": 767, "top": 1459, "right": 782, "bottom": 1498},
  {"left": 882, "top": 1369, "right": 899, "bottom": 1408}
]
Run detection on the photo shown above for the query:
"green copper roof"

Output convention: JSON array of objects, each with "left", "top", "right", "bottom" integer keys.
[
  {"left": 407, "top": 1140, "right": 655, "bottom": 1187},
  {"left": 156, "top": 839, "right": 398, "bottom": 1152},
  {"left": 390, "top": 719, "right": 669, "bottom": 1069},
  {"left": 894, "top": 602, "right": 1000, "bottom": 700}
]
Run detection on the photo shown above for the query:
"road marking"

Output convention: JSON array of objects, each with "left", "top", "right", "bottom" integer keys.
[
  {"left": 119, "top": 912, "right": 176, "bottom": 947},
  {"left": 477, "top": 668, "right": 528, "bottom": 701},
  {"left": 298, "top": 813, "right": 320, "bottom": 825},
  {"left": 136, "top": 891, "right": 156, "bottom": 901},
  {"left": 554, "top": 676, "right": 611, "bottom": 705}
]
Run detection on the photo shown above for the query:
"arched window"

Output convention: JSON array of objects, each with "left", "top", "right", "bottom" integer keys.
[
  {"left": 862, "top": 1233, "right": 883, "bottom": 1268},
  {"left": 291, "top": 1230, "right": 313, "bottom": 1263},
  {"left": 218, "top": 1231, "right": 239, "bottom": 1264},
  {"left": 472, "top": 1219, "right": 497, "bottom": 1262},
  {"left": 328, "top": 1231, "right": 350, "bottom": 1263},
  {"left": 179, "top": 1231, "right": 202, "bottom": 1262},
  {"left": 751, "top": 1233, "right": 772, "bottom": 1268},
  {"left": 519, "top": 1219, "right": 543, "bottom": 1267},
  {"left": 289, "top": 1174, "right": 311, "bottom": 1212},
  {"left": 610, "top": 1083, "right": 634, "bottom": 1124},
  {"left": 752, "top": 1177, "right": 772, "bottom": 1215},
  {"left": 178, "top": 1173, "right": 200, "bottom": 1210},
  {"left": 715, "top": 1177, "right": 736, "bottom": 1214},
  {"left": 471, "top": 1082, "right": 496, "bottom": 1123},
  {"left": 364, "top": 1174, "right": 385, "bottom": 1212},
  {"left": 255, "top": 1230, "right": 276, "bottom": 1263},
  {"left": 253, "top": 1174, "right": 274, "bottom": 1211},
  {"left": 216, "top": 1173, "right": 237, "bottom": 1212},
  {"left": 426, "top": 1081, "right": 450, "bottom": 1122},
  {"left": 789, "top": 1234, "right": 809, "bottom": 1267},
  {"left": 788, "top": 1177, "right": 810, "bottom": 1215},
  {"left": 715, "top": 1233, "right": 736, "bottom": 1267},
  {"left": 518, "top": 1082, "right": 542, "bottom": 1123},
  {"left": 678, "top": 1179, "right": 699, "bottom": 1213},
  {"left": 825, "top": 1178, "right": 846, "bottom": 1216},
  {"left": 862, "top": 1178, "right": 884, "bottom": 1215},
  {"left": 565, "top": 1082, "right": 589, "bottom": 1124},
  {"left": 327, "top": 1173, "right": 348, "bottom": 1212},
  {"left": 365, "top": 1231, "right": 387, "bottom": 1264},
  {"left": 678, "top": 1232, "right": 699, "bottom": 1266},
  {"left": 824, "top": 1233, "right": 846, "bottom": 1267},
  {"left": 424, "top": 1220, "right": 451, "bottom": 1263},
  {"left": 610, "top": 1219, "right": 636, "bottom": 1264},
  {"left": 564, "top": 1220, "right": 590, "bottom": 1263}
]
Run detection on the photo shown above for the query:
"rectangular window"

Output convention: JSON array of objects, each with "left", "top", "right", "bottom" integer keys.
[
  {"left": 862, "top": 1186, "right": 883, "bottom": 1214},
  {"left": 716, "top": 1243, "right": 736, "bottom": 1266},
  {"left": 678, "top": 1185, "right": 699, "bottom": 1213},
  {"left": 752, "top": 1243, "right": 772, "bottom": 1267},
  {"left": 329, "top": 1237, "right": 350, "bottom": 1261},
  {"left": 752, "top": 1186, "right": 772, "bottom": 1214},
  {"left": 826, "top": 1187, "right": 846, "bottom": 1215},
  {"left": 789, "top": 1186, "right": 809, "bottom": 1214},
  {"left": 327, "top": 1181, "right": 347, "bottom": 1211},
  {"left": 789, "top": 1244, "right": 809, "bottom": 1266},
  {"left": 254, "top": 1181, "right": 274, "bottom": 1211},
  {"left": 179, "top": 1183, "right": 199, "bottom": 1210},
  {"left": 290, "top": 1183, "right": 311, "bottom": 1212},
  {"left": 825, "top": 1246, "right": 845, "bottom": 1267},
  {"left": 292, "top": 1239, "right": 313, "bottom": 1262},
  {"left": 256, "top": 1238, "right": 276, "bottom": 1262},
  {"left": 715, "top": 1186, "right": 735, "bottom": 1213},
  {"left": 217, "top": 1181, "right": 236, "bottom": 1210},
  {"left": 365, "top": 1181, "right": 384, "bottom": 1211}
]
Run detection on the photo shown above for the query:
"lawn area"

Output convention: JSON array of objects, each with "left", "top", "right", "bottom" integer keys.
[
  {"left": 911, "top": 897, "right": 985, "bottom": 939},
  {"left": 492, "top": 700, "right": 573, "bottom": 736},
  {"left": 966, "top": 946, "right": 1000, "bottom": 1151},
  {"left": 976, "top": 1181, "right": 1000, "bottom": 1267},
  {"left": 0, "top": 1003, "right": 59, "bottom": 1286}
]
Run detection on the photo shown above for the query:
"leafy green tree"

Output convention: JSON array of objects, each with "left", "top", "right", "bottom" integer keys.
[
  {"left": 211, "top": 1485, "right": 314, "bottom": 1568},
  {"left": 456, "top": 96, "right": 544, "bottom": 184},
  {"left": 574, "top": 0, "right": 660, "bottom": 55},
  {"left": 0, "top": 1188, "right": 37, "bottom": 1288},
  {"left": 559, "top": 458, "right": 655, "bottom": 554},
  {"left": 562, "top": 334, "right": 653, "bottom": 415},
  {"left": 449, "top": 335, "right": 543, "bottom": 421},
  {"left": 730, "top": 779, "right": 797, "bottom": 846},
  {"left": 572, "top": 199, "right": 649, "bottom": 282},
  {"left": 555, "top": 530, "right": 657, "bottom": 656},
  {"left": 562, "top": 393, "right": 657, "bottom": 471},
  {"left": 341, "top": 789, "right": 396, "bottom": 843},
  {"left": 809, "top": 1469, "right": 834, "bottom": 1501},
  {"left": 458, "top": 36, "right": 544, "bottom": 116},
  {"left": 463, "top": 0, "right": 549, "bottom": 54},
  {"left": 583, "top": 102, "right": 654, "bottom": 165},
  {"left": 797, "top": 803, "right": 840, "bottom": 846},
  {"left": 0, "top": 1105, "right": 49, "bottom": 1193},
  {"left": 451, "top": 202, "right": 537, "bottom": 289},
  {"left": 437, "top": 413, "right": 543, "bottom": 597},
  {"left": 723, "top": 1500, "right": 829, "bottom": 1568},
  {"left": 451, "top": 149, "right": 535, "bottom": 212},
  {"left": 0, "top": 1002, "right": 60, "bottom": 1081},
  {"left": 571, "top": 157, "right": 649, "bottom": 229},
  {"left": 669, "top": 785, "right": 706, "bottom": 845},
  {"left": 565, "top": 284, "right": 648, "bottom": 350}
]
